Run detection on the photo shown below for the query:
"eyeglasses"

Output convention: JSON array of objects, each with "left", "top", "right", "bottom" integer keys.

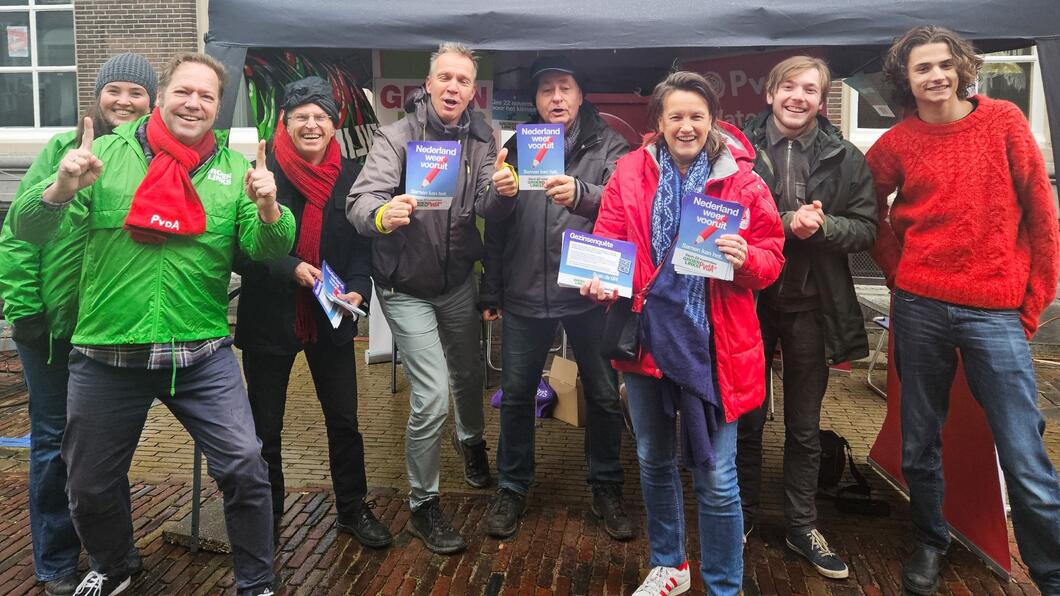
[{"left": 289, "top": 113, "right": 331, "bottom": 125}]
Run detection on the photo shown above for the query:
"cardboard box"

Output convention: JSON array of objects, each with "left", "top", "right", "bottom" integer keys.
[{"left": 547, "top": 356, "right": 586, "bottom": 427}]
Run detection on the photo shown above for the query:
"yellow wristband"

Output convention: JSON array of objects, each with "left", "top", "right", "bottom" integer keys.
[
  {"left": 503, "top": 163, "right": 519, "bottom": 190},
  {"left": 374, "top": 203, "right": 393, "bottom": 234}
]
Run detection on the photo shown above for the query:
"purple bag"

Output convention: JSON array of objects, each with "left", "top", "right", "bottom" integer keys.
[{"left": 490, "top": 378, "right": 557, "bottom": 418}]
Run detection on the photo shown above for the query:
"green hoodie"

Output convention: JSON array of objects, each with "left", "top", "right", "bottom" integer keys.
[
  {"left": 9, "top": 116, "right": 295, "bottom": 345},
  {"left": 0, "top": 130, "right": 84, "bottom": 342}
]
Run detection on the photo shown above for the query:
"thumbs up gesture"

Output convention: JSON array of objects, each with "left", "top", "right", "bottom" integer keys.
[
  {"left": 244, "top": 140, "right": 281, "bottom": 223},
  {"left": 491, "top": 148, "right": 518, "bottom": 198},
  {"left": 45, "top": 117, "right": 104, "bottom": 204}
]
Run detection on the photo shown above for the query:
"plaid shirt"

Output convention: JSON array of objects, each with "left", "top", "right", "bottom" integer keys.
[{"left": 75, "top": 337, "right": 230, "bottom": 370}]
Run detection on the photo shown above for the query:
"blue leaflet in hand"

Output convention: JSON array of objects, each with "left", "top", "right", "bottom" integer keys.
[
  {"left": 670, "top": 192, "right": 745, "bottom": 281},
  {"left": 405, "top": 141, "right": 461, "bottom": 210},
  {"left": 517, "top": 123, "right": 564, "bottom": 191}
]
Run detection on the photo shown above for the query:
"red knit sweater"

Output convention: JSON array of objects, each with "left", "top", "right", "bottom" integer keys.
[{"left": 867, "top": 95, "right": 1058, "bottom": 337}]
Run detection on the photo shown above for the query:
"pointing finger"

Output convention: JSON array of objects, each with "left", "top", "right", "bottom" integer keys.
[
  {"left": 255, "top": 140, "right": 268, "bottom": 170},
  {"left": 80, "top": 117, "right": 94, "bottom": 151}
]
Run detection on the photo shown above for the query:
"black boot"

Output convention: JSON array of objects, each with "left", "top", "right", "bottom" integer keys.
[
  {"left": 407, "top": 497, "right": 466, "bottom": 554},
  {"left": 485, "top": 488, "right": 526, "bottom": 538},
  {"left": 338, "top": 499, "right": 393, "bottom": 548},
  {"left": 591, "top": 483, "right": 636, "bottom": 540},
  {"left": 452, "top": 433, "right": 491, "bottom": 488},
  {"left": 902, "top": 544, "right": 943, "bottom": 595}
]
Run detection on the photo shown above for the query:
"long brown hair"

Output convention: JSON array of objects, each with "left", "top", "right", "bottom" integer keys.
[
  {"left": 646, "top": 71, "right": 725, "bottom": 163},
  {"left": 75, "top": 103, "right": 117, "bottom": 146},
  {"left": 883, "top": 25, "right": 983, "bottom": 110}
]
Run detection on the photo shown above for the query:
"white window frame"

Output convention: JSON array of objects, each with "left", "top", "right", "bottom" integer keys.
[
  {"left": 0, "top": 0, "right": 76, "bottom": 137},
  {"left": 842, "top": 47, "right": 1052, "bottom": 168}
]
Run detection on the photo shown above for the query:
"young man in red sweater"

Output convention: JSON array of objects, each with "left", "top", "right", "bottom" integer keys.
[{"left": 868, "top": 25, "right": 1060, "bottom": 595}]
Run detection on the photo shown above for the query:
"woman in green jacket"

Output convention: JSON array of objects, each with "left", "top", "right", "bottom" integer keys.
[{"left": 0, "top": 53, "right": 156, "bottom": 596}]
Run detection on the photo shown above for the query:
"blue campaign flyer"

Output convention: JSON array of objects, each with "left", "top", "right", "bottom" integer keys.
[
  {"left": 405, "top": 141, "right": 461, "bottom": 210},
  {"left": 556, "top": 229, "right": 636, "bottom": 298},
  {"left": 670, "top": 193, "right": 745, "bottom": 281},
  {"left": 313, "top": 260, "right": 366, "bottom": 329},
  {"left": 516, "top": 123, "right": 564, "bottom": 191}
]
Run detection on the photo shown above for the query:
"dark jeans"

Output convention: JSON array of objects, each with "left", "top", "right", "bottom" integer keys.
[
  {"left": 892, "top": 290, "right": 1060, "bottom": 592},
  {"left": 16, "top": 338, "right": 81, "bottom": 582},
  {"left": 242, "top": 341, "right": 368, "bottom": 519},
  {"left": 62, "top": 345, "right": 273, "bottom": 592},
  {"left": 497, "top": 308, "right": 624, "bottom": 495},
  {"left": 737, "top": 306, "right": 829, "bottom": 534}
]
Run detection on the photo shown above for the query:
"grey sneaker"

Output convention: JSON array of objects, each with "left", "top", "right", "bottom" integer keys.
[
  {"left": 786, "top": 529, "right": 849, "bottom": 579},
  {"left": 44, "top": 574, "right": 78, "bottom": 596}
]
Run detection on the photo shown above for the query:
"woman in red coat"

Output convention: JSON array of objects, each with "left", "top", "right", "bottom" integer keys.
[{"left": 583, "top": 71, "right": 784, "bottom": 595}]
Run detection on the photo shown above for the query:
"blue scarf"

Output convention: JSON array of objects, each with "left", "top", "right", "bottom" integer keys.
[{"left": 650, "top": 146, "right": 711, "bottom": 328}]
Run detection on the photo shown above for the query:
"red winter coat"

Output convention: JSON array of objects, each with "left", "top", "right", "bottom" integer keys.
[{"left": 593, "top": 121, "right": 785, "bottom": 422}]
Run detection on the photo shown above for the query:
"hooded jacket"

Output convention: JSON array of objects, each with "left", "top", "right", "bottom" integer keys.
[
  {"left": 9, "top": 115, "right": 296, "bottom": 345},
  {"left": 0, "top": 130, "right": 83, "bottom": 345},
  {"left": 593, "top": 121, "right": 785, "bottom": 423},
  {"left": 742, "top": 110, "right": 877, "bottom": 364},
  {"left": 479, "top": 101, "right": 630, "bottom": 318},
  {"left": 346, "top": 88, "right": 505, "bottom": 299}
]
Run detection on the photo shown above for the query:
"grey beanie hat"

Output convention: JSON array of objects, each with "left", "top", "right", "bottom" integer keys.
[{"left": 94, "top": 53, "right": 158, "bottom": 105}]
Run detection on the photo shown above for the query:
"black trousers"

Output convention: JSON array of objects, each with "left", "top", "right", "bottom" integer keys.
[
  {"left": 736, "top": 305, "right": 830, "bottom": 534},
  {"left": 242, "top": 340, "right": 368, "bottom": 519}
]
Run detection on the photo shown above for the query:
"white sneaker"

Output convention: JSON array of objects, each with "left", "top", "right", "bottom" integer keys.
[{"left": 632, "top": 561, "right": 691, "bottom": 595}]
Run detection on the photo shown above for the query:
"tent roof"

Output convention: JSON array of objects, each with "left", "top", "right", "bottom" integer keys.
[{"left": 207, "top": 0, "right": 1059, "bottom": 51}]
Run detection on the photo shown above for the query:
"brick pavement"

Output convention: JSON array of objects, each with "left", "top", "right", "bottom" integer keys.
[{"left": 0, "top": 339, "right": 1056, "bottom": 595}]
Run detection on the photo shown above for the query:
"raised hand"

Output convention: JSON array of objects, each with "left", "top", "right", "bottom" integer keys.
[
  {"left": 46, "top": 117, "right": 103, "bottom": 203},
  {"left": 380, "top": 194, "right": 417, "bottom": 232},
  {"left": 244, "top": 140, "right": 280, "bottom": 223},
  {"left": 491, "top": 148, "right": 518, "bottom": 197}
]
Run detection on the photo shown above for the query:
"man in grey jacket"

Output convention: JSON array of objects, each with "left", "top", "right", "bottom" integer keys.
[
  {"left": 479, "top": 55, "right": 634, "bottom": 541},
  {"left": 346, "top": 42, "right": 508, "bottom": 554}
]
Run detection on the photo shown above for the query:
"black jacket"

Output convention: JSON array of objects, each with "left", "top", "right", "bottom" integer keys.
[
  {"left": 234, "top": 154, "right": 372, "bottom": 354},
  {"left": 743, "top": 111, "right": 878, "bottom": 364},
  {"left": 479, "top": 101, "right": 630, "bottom": 318}
]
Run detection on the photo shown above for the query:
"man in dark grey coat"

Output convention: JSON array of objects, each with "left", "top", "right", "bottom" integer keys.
[
  {"left": 735, "top": 56, "right": 877, "bottom": 581},
  {"left": 479, "top": 55, "right": 634, "bottom": 541}
]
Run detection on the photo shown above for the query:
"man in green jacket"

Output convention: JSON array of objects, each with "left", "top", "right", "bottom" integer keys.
[
  {"left": 735, "top": 56, "right": 877, "bottom": 581},
  {"left": 9, "top": 52, "right": 294, "bottom": 596},
  {"left": 0, "top": 52, "right": 156, "bottom": 596}
]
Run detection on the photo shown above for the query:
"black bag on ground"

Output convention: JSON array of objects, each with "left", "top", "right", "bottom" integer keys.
[{"left": 818, "top": 429, "right": 891, "bottom": 517}]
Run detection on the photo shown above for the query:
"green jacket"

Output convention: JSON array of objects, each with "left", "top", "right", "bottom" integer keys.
[
  {"left": 0, "top": 130, "right": 84, "bottom": 342},
  {"left": 9, "top": 116, "right": 295, "bottom": 345}
]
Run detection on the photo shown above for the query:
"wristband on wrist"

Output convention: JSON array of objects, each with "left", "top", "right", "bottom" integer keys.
[{"left": 374, "top": 203, "right": 394, "bottom": 234}]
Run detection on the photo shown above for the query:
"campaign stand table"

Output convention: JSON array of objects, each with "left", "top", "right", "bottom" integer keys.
[{"left": 867, "top": 295, "right": 1011, "bottom": 579}]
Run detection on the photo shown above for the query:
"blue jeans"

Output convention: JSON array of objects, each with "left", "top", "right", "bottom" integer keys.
[
  {"left": 16, "top": 338, "right": 81, "bottom": 582},
  {"left": 625, "top": 373, "right": 743, "bottom": 595},
  {"left": 892, "top": 290, "right": 1060, "bottom": 592},
  {"left": 497, "top": 308, "right": 623, "bottom": 495}
]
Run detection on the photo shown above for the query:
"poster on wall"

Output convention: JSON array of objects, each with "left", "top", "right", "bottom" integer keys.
[{"left": 7, "top": 26, "right": 29, "bottom": 58}]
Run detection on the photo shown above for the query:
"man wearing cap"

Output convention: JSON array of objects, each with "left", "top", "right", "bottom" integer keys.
[
  {"left": 347, "top": 42, "right": 508, "bottom": 555},
  {"left": 234, "top": 76, "right": 390, "bottom": 550},
  {"left": 479, "top": 55, "right": 634, "bottom": 540},
  {"left": 0, "top": 52, "right": 156, "bottom": 596},
  {"left": 9, "top": 52, "right": 294, "bottom": 596}
]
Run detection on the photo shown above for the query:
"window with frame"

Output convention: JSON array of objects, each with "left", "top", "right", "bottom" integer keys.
[
  {"left": 0, "top": 0, "right": 76, "bottom": 128},
  {"left": 845, "top": 48, "right": 1050, "bottom": 150}
]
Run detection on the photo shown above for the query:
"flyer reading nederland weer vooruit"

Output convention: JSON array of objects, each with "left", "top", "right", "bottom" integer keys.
[
  {"left": 517, "top": 123, "right": 564, "bottom": 191},
  {"left": 556, "top": 229, "right": 636, "bottom": 298},
  {"left": 313, "top": 260, "right": 367, "bottom": 329},
  {"left": 670, "top": 192, "right": 746, "bottom": 281},
  {"left": 406, "top": 141, "right": 461, "bottom": 210}
]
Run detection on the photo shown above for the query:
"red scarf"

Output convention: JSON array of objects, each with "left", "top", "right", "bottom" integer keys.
[
  {"left": 124, "top": 107, "right": 214, "bottom": 244},
  {"left": 273, "top": 118, "right": 341, "bottom": 343}
]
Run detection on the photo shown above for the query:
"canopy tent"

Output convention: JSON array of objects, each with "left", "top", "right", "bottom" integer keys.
[{"left": 205, "top": 0, "right": 1060, "bottom": 158}]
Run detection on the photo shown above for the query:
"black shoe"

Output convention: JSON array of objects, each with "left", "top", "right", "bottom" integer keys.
[
  {"left": 125, "top": 549, "right": 143, "bottom": 576},
  {"left": 338, "top": 499, "right": 393, "bottom": 548},
  {"left": 72, "top": 571, "right": 130, "bottom": 596},
  {"left": 743, "top": 521, "right": 754, "bottom": 545},
  {"left": 902, "top": 544, "right": 943, "bottom": 595},
  {"left": 407, "top": 497, "right": 466, "bottom": 554},
  {"left": 452, "top": 434, "right": 492, "bottom": 488},
  {"left": 591, "top": 483, "right": 637, "bottom": 541},
  {"left": 44, "top": 574, "right": 78, "bottom": 596},
  {"left": 786, "top": 529, "right": 849, "bottom": 579},
  {"left": 486, "top": 488, "right": 527, "bottom": 538}
]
